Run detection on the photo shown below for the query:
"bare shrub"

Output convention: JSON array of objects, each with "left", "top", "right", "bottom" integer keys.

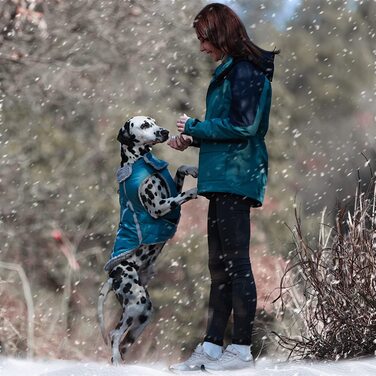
[
  {"left": 274, "top": 178, "right": 376, "bottom": 360},
  {"left": 0, "top": 272, "right": 29, "bottom": 356}
]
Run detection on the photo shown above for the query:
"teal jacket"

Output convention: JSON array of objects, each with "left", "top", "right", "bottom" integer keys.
[
  {"left": 105, "top": 153, "right": 181, "bottom": 271},
  {"left": 184, "top": 56, "right": 273, "bottom": 207}
]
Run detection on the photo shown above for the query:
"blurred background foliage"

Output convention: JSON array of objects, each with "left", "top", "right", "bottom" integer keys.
[{"left": 0, "top": 0, "right": 375, "bottom": 363}]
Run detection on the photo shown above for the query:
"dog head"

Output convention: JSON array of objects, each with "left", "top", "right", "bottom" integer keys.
[{"left": 117, "top": 116, "right": 169, "bottom": 147}]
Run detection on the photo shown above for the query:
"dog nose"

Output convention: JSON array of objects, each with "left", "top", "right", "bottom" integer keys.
[{"left": 160, "top": 129, "right": 169, "bottom": 138}]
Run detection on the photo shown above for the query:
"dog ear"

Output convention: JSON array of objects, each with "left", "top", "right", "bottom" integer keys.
[{"left": 117, "top": 121, "right": 131, "bottom": 144}]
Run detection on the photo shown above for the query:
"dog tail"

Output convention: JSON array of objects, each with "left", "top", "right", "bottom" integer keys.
[{"left": 98, "top": 278, "right": 113, "bottom": 345}]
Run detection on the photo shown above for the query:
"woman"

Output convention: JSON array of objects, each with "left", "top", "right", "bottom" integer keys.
[{"left": 168, "top": 3, "right": 279, "bottom": 371}]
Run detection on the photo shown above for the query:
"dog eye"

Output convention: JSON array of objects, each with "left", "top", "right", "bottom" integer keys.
[{"left": 140, "top": 122, "right": 151, "bottom": 130}]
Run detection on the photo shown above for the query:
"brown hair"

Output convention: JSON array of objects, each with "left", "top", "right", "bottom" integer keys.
[{"left": 193, "top": 3, "right": 279, "bottom": 79}]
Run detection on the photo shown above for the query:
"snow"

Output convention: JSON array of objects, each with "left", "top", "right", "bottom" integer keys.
[{"left": 2, "top": 356, "right": 376, "bottom": 376}]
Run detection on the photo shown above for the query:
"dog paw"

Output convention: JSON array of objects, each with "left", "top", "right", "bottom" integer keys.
[
  {"left": 186, "top": 187, "right": 198, "bottom": 199},
  {"left": 178, "top": 165, "right": 198, "bottom": 178},
  {"left": 111, "top": 354, "right": 122, "bottom": 366},
  {"left": 188, "top": 167, "right": 198, "bottom": 178}
]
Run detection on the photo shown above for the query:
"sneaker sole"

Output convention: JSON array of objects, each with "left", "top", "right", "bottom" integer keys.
[
  {"left": 168, "top": 366, "right": 205, "bottom": 374},
  {"left": 169, "top": 370, "right": 205, "bottom": 374},
  {"left": 202, "top": 362, "right": 254, "bottom": 372}
]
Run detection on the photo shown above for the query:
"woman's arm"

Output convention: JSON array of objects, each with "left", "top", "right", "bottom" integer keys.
[{"left": 184, "top": 62, "right": 271, "bottom": 140}]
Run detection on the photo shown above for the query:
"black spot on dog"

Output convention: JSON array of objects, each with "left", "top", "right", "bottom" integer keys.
[
  {"left": 141, "top": 296, "right": 147, "bottom": 304},
  {"left": 170, "top": 201, "right": 178, "bottom": 210},
  {"left": 128, "top": 262, "right": 139, "bottom": 271},
  {"left": 109, "top": 267, "right": 123, "bottom": 279},
  {"left": 139, "top": 314, "right": 148, "bottom": 324},
  {"left": 117, "top": 122, "right": 130, "bottom": 143},
  {"left": 123, "top": 283, "right": 132, "bottom": 294},
  {"left": 126, "top": 266, "right": 133, "bottom": 272},
  {"left": 136, "top": 249, "right": 143, "bottom": 257},
  {"left": 113, "top": 278, "right": 122, "bottom": 291},
  {"left": 126, "top": 317, "right": 133, "bottom": 326},
  {"left": 140, "top": 121, "right": 152, "bottom": 130},
  {"left": 120, "top": 149, "right": 129, "bottom": 166}
]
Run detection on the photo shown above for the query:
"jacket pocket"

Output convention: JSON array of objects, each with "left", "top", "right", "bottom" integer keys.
[{"left": 199, "top": 143, "right": 230, "bottom": 183}]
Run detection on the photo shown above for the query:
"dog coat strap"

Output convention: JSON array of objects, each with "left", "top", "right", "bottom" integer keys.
[{"left": 116, "top": 164, "right": 132, "bottom": 183}]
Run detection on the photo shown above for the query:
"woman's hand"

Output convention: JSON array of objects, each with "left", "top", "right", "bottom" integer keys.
[
  {"left": 167, "top": 134, "right": 192, "bottom": 151},
  {"left": 177, "top": 113, "right": 190, "bottom": 133}
]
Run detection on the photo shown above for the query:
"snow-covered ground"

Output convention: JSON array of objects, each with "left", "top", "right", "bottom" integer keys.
[{"left": 1, "top": 356, "right": 376, "bottom": 376}]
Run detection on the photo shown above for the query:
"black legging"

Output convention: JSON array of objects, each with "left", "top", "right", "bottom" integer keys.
[{"left": 203, "top": 193, "right": 257, "bottom": 346}]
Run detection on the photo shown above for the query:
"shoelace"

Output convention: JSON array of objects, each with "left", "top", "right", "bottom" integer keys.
[
  {"left": 219, "top": 349, "right": 239, "bottom": 363},
  {"left": 186, "top": 347, "right": 206, "bottom": 363}
]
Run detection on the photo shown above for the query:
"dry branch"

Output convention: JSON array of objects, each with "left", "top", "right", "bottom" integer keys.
[{"left": 0, "top": 261, "right": 34, "bottom": 358}]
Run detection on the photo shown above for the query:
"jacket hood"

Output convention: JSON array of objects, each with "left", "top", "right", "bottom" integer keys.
[
  {"left": 215, "top": 52, "right": 275, "bottom": 82},
  {"left": 257, "top": 50, "right": 275, "bottom": 82}
]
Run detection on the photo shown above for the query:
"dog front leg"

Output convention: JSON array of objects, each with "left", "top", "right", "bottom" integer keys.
[
  {"left": 151, "top": 188, "right": 198, "bottom": 217},
  {"left": 140, "top": 175, "right": 197, "bottom": 218},
  {"left": 174, "top": 165, "right": 198, "bottom": 193}
]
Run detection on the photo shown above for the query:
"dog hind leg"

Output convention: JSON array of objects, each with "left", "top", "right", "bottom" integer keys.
[
  {"left": 110, "top": 261, "right": 153, "bottom": 363},
  {"left": 109, "top": 264, "right": 138, "bottom": 365},
  {"left": 110, "top": 311, "right": 133, "bottom": 365},
  {"left": 119, "top": 292, "right": 153, "bottom": 358}
]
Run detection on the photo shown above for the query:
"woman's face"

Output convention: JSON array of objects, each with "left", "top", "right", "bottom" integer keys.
[{"left": 196, "top": 33, "right": 224, "bottom": 62}]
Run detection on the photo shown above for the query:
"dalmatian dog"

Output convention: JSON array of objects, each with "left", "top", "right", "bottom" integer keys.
[{"left": 98, "top": 116, "right": 197, "bottom": 365}]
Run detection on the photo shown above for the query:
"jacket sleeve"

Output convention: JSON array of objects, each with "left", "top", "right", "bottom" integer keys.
[
  {"left": 184, "top": 62, "right": 270, "bottom": 140},
  {"left": 190, "top": 136, "right": 201, "bottom": 147}
]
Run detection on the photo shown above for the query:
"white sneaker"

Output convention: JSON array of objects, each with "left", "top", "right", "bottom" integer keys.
[
  {"left": 202, "top": 344, "right": 254, "bottom": 371},
  {"left": 169, "top": 343, "right": 219, "bottom": 372}
]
